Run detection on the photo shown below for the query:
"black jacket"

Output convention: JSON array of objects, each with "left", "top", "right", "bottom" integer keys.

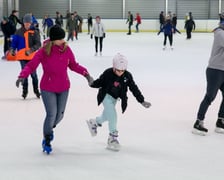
[
  {"left": 91, "top": 68, "right": 145, "bottom": 113},
  {"left": 1, "top": 21, "right": 16, "bottom": 37}
]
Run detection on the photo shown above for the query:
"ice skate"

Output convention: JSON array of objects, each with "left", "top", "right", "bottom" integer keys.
[
  {"left": 107, "top": 131, "right": 121, "bottom": 151},
  {"left": 94, "top": 52, "right": 98, "bottom": 56},
  {"left": 86, "top": 119, "right": 98, "bottom": 136},
  {"left": 215, "top": 118, "right": 224, "bottom": 134},
  {"left": 34, "top": 88, "right": 41, "bottom": 98},
  {"left": 192, "top": 120, "right": 208, "bottom": 136},
  {"left": 162, "top": 46, "right": 166, "bottom": 50},
  {"left": 42, "top": 133, "right": 54, "bottom": 154},
  {"left": 22, "top": 90, "right": 28, "bottom": 99}
]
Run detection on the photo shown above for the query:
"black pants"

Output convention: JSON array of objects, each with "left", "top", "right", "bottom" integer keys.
[
  {"left": 197, "top": 68, "right": 224, "bottom": 120},
  {"left": 163, "top": 34, "right": 173, "bottom": 46},
  {"left": 186, "top": 28, "right": 193, "bottom": 39},
  {"left": 19, "top": 60, "right": 39, "bottom": 92},
  {"left": 95, "top": 36, "right": 103, "bottom": 53},
  {"left": 3, "top": 36, "right": 11, "bottom": 54}
]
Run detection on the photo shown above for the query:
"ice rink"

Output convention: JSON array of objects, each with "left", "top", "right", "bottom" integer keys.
[{"left": 0, "top": 31, "right": 223, "bottom": 180}]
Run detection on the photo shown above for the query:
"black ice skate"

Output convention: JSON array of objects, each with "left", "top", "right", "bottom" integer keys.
[
  {"left": 22, "top": 90, "right": 28, "bottom": 99},
  {"left": 34, "top": 88, "right": 41, "bottom": 98},
  {"left": 215, "top": 118, "right": 224, "bottom": 134},
  {"left": 192, "top": 120, "right": 208, "bottom": 136}
]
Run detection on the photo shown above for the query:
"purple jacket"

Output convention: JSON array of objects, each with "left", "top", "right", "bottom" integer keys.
[{"left": 19, "top": 43, "right": 88, "bottom": 93}]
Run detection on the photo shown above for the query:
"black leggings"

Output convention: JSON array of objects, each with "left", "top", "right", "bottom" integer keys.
[
  {"left": 95, "top": 36, "right": 103, "bottom": 52},
  {"left": 197, "top": 68, "right": 224, "bottom": 120},
  {"left": 163, "top": 34, "right": 173, "bottom": 46}
]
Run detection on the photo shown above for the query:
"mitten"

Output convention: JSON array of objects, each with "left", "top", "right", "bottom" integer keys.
[
  {"left": 16, "top": 78, "right": 25, "bottom": 87},
  {"left": 90, "top": 34, "right": 93, "bottom": 39},
  {"left": 85, "top": 74, "right": 94, "bottom": 86},
  {"left": 141, "top": 101, "right": 151, "bottom": 108}
]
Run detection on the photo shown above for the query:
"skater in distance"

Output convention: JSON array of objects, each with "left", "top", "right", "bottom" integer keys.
[
  {"left": 16, "top": 25, "right": 94, "bottom": 154},
  {"left": 157, "top": 15, "right": 181, "bottom": 50},
  {"left": 86, "top": 53, "right": 151, "bottom": 151},
  {"left": 192, "top": 20, "right": 224, "bottom": 136}
]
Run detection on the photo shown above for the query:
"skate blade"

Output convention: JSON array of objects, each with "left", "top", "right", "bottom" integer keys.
[
  {"left": 106, "top": 145, "right": 120, "bottom": 152},
  {"left": 86, "top": 120, "right": 96, "bottom": 137},
  {"left": 192, "top": 128, "right": 207, "bottom": 136},
  {"left": 215, "top": 127, "right": 224, "bottom": 134}
]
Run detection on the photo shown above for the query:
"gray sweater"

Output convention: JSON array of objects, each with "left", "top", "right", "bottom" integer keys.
[{"left": 208, "top": 28, "right": 224, "bottom": 71}]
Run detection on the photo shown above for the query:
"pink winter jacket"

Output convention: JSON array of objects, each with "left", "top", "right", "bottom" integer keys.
[{"left": 18, "top": 43, "right": 88, "bottom": 93}]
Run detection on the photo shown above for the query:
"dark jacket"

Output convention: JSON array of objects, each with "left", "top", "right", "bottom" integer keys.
[
  {"left": 1, "top": 21, "right": 16, "bottom": 38},
  {"left": 185, "top": 18, "right": 195, "bottom": 30},
  {"left": 91, "top": 68, "right": 145, "bottom": 113}
]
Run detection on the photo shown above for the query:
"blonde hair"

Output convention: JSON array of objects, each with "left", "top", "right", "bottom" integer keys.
[{"left": 44, "top": 41, "right": 68, "bottom": 56}]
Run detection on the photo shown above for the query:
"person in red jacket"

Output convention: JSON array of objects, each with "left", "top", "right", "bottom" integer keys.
[
  {"left": 135, "top": 12, "right": 141, "bottom": 32},
  {"left": 16, "top": 25, "right": 94, "bottom": 154}
]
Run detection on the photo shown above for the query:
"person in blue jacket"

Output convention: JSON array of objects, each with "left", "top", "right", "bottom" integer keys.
[{"left": 158, "top": 15, "right": 181, "bottom": 50}]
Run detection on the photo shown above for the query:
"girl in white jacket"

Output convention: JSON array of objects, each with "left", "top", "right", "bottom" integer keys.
[{"left": 91, "top": 16, "right": 105, "bottom": 56}]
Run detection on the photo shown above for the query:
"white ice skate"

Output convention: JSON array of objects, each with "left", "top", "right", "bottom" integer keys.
[
  {"left": 86, "top": 119, "right": 98, "bottom": 136},
  {"left": 106, "top": 132, "right": 121, "bottom": 151}
]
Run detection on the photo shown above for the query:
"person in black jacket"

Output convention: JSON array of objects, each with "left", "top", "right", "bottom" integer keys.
[
  {"left": 184, "top": 15, "right": 195, "bottom": 39},
  {"left": 86, "top": 53, "right": 151, "bottom": 151},
  {"left": 126, "top": 11, "right": 133, "bottom": 35},
  {"left": 1, "top": 16, "right": 16, "bottom": 59},
  {"left": 8, "top": 10, "right": 22, "bottom": 33}
]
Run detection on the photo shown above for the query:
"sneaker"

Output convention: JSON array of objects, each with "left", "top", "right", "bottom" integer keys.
[
  {"left": 34, "top": 88, "right": 41, "bottom": 98},
  {"left": 86, "top": 119, "right": 98, "bottom": 136},
  {"left": 107, "top": 131, "right": 121, "bottom": 151},
  {"left": 192, "top": 120, "right": 208, "bottom": 136},
  {"left": 215, "top": 118, "right": 224, "bottom": 133}
]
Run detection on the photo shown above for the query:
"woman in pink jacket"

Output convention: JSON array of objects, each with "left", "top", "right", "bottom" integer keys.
[{"left": 16, "top": 25, "right": 93, "bottom": 154}]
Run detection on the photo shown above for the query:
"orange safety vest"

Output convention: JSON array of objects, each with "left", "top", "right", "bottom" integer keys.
[{"left": 7, "top": 30, "right": 36, "bottom": 61}]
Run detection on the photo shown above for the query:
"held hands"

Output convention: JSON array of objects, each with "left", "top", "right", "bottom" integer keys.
[
  {"left": 141, "top": 101, "right": 151, "bottom": 108},
  {"left": 85, "top": 74, "right": 94, "bottom": 86},
  {"left": 16, "top": 78, "right": 25, "bottom": 87}
]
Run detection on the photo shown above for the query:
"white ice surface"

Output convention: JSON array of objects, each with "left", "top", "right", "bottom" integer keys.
[{"left": 0, "top": 32, "right": 223, "bottom": 180}]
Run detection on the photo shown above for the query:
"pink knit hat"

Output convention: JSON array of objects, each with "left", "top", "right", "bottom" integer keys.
[{"left": 113, "top": 53, "right": 128, "bottom": 70}]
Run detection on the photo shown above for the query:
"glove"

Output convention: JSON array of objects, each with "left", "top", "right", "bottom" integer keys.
[
  {"left": 16, "top": 78, "right": 25, "bottom": 88},
  {"left": 90, "top": 34, "right": 93, "bottom": 39},
  {"left": 10, "top": 49, "right": 16, "bottom": 56},
  {"left": 85, "top": 74, "right": 94, "bottom": 86},
  {"left": 141, "top": 101, "right": 151, "bottom": 108},
  {"left": 25, "top": 49, "right": 32, "bottom": 56},
  {"left": 103, "top": 33, "right": 106, "bottom": 38}
]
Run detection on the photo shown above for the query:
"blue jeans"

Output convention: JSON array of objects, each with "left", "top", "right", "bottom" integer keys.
[
  {"left": 96, "top": 94, "right": 118, "bottom": 133},
  {"left": 41, "top": 90, "right": 69, "bottom": 136},
  {"left": 19, "top": 60, "right": 39, "bottom": 92},
  {"left": 197, "top": 68, "right": 224, "bottom": 120}
]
